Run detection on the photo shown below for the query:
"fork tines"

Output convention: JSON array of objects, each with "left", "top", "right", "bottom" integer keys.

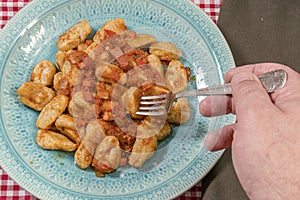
[
  {"left": 136, "top": 94, "right": 169, "bottom": 116},
  {"left": 140, "top": 93, "right": 169, "bottom": 100}
]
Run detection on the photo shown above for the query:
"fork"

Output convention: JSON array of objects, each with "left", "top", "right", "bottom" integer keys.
[{"left": 135, "top": 69, "right": 287, "bottom": 116}]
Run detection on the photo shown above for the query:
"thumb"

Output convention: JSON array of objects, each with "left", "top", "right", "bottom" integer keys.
[{"left": 231, "top": 71, "right": 274, "bottom": 117}]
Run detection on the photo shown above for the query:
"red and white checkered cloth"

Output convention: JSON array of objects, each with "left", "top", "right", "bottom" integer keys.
[
  {"left": 0, "top": 0, "right": 31, "bottom": 29},
  {"left": 194, "top": 0, "right": 222, "bottom": 23},
  {"left": 0, "top": 0, "right": 222, "bottom": 199}
]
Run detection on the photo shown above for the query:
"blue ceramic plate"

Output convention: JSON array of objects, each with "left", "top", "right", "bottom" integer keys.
[{"left": 0, "top": 0, "right": 235, "bottom": 199}]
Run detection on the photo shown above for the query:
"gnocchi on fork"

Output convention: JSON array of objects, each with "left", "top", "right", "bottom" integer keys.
[{"left": 136, "top": 69, "right": 287, "bottom": 116}]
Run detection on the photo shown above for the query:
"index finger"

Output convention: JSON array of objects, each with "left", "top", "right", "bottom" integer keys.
[
  {"left": 224, "top": 63, "right": 292, "bottom": 82},
  {"left": 226, "top": 63, "right": 300, "bottom": 111}
]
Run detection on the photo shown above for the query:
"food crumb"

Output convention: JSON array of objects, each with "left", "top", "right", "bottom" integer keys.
[{"left": 189, "top": 75, "right": 196, "bottom": 83}]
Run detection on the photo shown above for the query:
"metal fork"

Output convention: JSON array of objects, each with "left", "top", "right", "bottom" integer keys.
[{"left": 135, "top": 69, "right": 287, "bottom": 116}]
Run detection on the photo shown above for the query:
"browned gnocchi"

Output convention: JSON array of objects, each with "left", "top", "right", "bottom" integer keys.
[
  {"left": 167, "top": 98, "right": 191, "bottom": 125},
  {"left": 149, "top": 41, "right": 182, "bottom": 61},
  {"left": 92, "top": 136, "right": 122, "bottom": 175},
  {"left": 165, "top": 60, "right": 189, "bottom": 93},
  {"left": 128, "top": 139, "right": 157, "bottom": 167},
  {"left": 16, "top": 81, "right": 55, "bottom": 111},
  {"left": 30, "top": 60, "right": 57, "bottom": 86},
  {"left": 55, "top": 114, "right": 80, "bottom": 144},
  {"left": 93, "top": 18, "right": 127, "bottom": 42},
  {"left": 36, "top": 94, "right": 69, "bottom": 129},
  {"left": 16, "top": 18, "right": 192, "bottom": 178},
  {"left": 121, "top": 87, "right": 143, "bottom": 119},
  {"left": 36, "top": 129, "right": 76, "bottom": 152},
  {"left": 57, "top": 20, "right": 92, "bottom": 51}
]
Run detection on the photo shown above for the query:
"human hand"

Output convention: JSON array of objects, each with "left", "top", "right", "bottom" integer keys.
[{"left": 199, "top": 63, "right": 300, "bottom": 199}]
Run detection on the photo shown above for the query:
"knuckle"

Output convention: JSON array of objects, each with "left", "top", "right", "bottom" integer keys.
[{"left": 231, "top": 72, "right": 262, "bottom": 95}]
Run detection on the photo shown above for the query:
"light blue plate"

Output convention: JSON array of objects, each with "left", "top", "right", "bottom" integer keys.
[{"left": 0, "top": 0, "right": 235, "bottom": 199}]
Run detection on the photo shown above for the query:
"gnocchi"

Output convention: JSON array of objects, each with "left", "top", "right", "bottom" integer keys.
[
  {"left": 30, "top": 60, "right": 57, "bottom": 87},
  {"left": 93, "top": 18, "right": 127, "bottom": 42},
  {"left": 165, "top": 60, "right": 189, "bottom": 93},
  {"left": 36, "top": 94, "right": 69, "bottom": 129},
  {"left": 36, "top": 129, "right": 76, "bottom": 152},
  {"left": 16, "top": 81, "right": 55, "bottom": 111},
  {"left": 57, "top": 20, "right": 92, "bottom": 51},
  {"left": 17, "top": 18, "right": 192, "bottom": 178},
  {"left": 74, "top": 120, "right": 106, "bottom": 169},
  {"left": 92, "top": 136, "right": 122, "bottom": 175},
  {"left": 55, "top": 114, "right": 80, "bottom": 144},
  {"left": 149, "top": 42, "right": 182, "bottom": 61},
  {"left": 167, "top": 98, "right": 191, "bottom": 125}
]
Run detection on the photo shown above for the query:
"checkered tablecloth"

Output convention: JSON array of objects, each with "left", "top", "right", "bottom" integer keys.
[{"left": 0, "top": 0, "right": 222, "bottom": 199}]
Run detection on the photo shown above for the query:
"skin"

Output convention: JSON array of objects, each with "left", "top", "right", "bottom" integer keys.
[{"left": 199, "top": 63, "right": 300, "bottom": 199}]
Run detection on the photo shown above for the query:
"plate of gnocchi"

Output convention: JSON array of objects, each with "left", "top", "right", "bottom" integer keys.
[{"left": 0, "top": 0, "right": 235, "bottom": 199}]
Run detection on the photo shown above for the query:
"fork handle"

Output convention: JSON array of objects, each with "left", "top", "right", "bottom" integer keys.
[
  {"left": 176, "top": 69, "right": 287, "bottom": 98},
  {"left": 176, "top": 83, "right": 232, "bottom": 98}
]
